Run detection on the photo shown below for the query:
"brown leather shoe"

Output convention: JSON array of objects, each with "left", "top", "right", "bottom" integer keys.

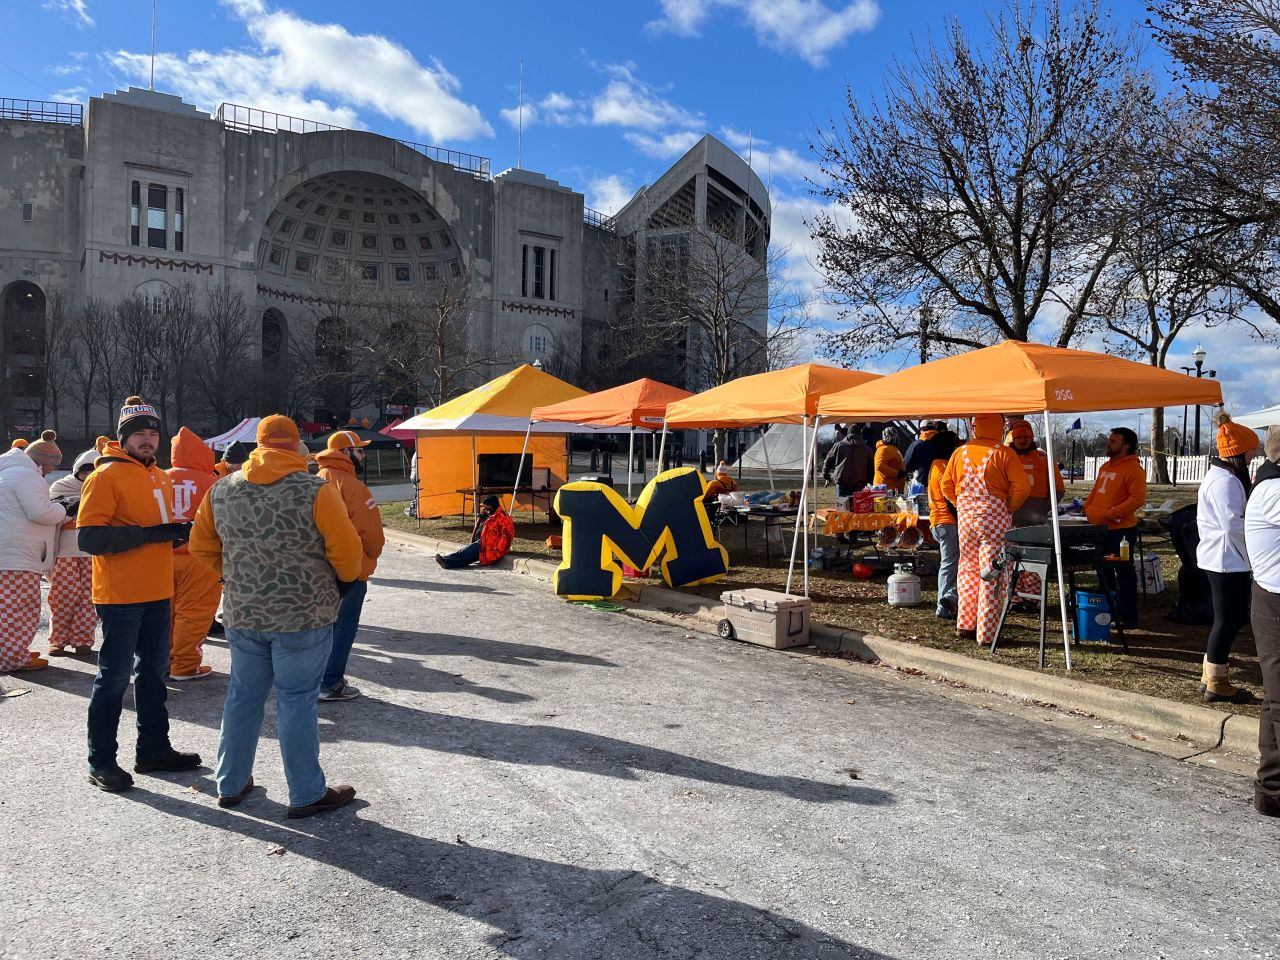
[
  {"left": 217, "top": 776, "right": 255, "bottom": 809},
  {"left": 1255, "top": 788, "right": 1280, "bottom": 818},
  {"left": 287, "top": 785, "right": 356, "bottom": 819}
]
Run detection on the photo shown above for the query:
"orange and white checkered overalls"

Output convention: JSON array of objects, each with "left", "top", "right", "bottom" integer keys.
[{"left": 956, "top": 446, "right": 1012, "bottom": 646}]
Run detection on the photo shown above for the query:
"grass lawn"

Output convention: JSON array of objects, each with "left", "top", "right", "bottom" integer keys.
[{"left": 379, "top": 480, "right": 1258, "bottom": 716}]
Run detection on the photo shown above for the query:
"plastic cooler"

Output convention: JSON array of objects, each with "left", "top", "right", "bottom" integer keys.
[
  {"left": 1074, "top": 590, "right": 1112, "bottom": 642},
  {"left": 719, "top": 588, "right": 811, "bottom": 649}
]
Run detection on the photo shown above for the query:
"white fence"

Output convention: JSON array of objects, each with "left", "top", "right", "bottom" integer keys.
[{"left": 1083, "top": 455, "right": 1266, "bottom": 485}]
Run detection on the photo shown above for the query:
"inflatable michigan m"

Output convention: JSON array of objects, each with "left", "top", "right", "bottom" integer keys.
[{"left": 553, "top": 467, "right": 729, "bottom": 600}]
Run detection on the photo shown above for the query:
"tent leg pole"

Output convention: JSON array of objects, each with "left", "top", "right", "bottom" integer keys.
[
  {"left": 657, "top": 422, "right": 668, "bottom": 473},
  {"left": 1044, "top": 412, "right": 1072, "bottom": 671},
  {"left": 787, "top": 416, "right": 815, "bottom": 597},
  {"left": 627, "top": 429, "right": 635, "bottom": 501},
  {"left": 761, "top": 425, "right": 775, "bottom": 491},
  {"left": 471, "top": 432, "right": 478, "bottom": 520},
  {"left": 512, "top": 418, "right": 534, "bottom": 509}
]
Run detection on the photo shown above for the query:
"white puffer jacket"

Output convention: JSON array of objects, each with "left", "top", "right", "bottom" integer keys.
[
  {"left": 0, "top": 447, "right": 69, "bottom": 573},
  {"left": 48, "top": 472, "right": 85, "bottom": 559}
]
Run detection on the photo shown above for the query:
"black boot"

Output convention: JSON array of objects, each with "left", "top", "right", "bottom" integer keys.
[
  {"left": 1255, "top": 788, "right": 1280, "bottom": 818},
  {"left": 134, "top": 748, "right": 202, "bottom": 774},
  {"left": 88, "top": 765, "right": 134, "bottom": 792}
]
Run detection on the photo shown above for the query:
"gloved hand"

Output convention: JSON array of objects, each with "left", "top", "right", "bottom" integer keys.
[
  {"left": 53, "top": 496, "right": 80, "bottom": 517},
  {"left": 168, "top": 522, "right": 193, "bottom": 546},
  {"left": 335, "top": 578, "right": 357, "bottom": 597},
  {"left": 147, "top": 523, "right": 192, "bottom": 545}
]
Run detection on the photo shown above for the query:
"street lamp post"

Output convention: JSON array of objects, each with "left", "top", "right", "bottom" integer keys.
[
  {"left": 1192, "top": 346, "right": 1206, "bottom": 456},
  {"left": 1179, "top": 365, "right": 1195, "bottom": 457}
]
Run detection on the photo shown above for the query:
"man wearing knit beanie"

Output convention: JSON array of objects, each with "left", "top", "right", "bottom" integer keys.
[
  {"left": 0, "top": 430, "right": 73, "bottom": 672},
  {"left": 78, "top": 397, "right": 200, "bottom": 793},
  {"left": 1196, "top": 413, "right": 1262, "bottom": 704}
]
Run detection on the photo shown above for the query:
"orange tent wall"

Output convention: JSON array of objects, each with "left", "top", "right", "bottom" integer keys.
[{"left": 415, "top": 433, "right": 569, "bottom": 519}]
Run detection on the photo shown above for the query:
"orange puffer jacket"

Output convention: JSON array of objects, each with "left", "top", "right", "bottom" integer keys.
[
  {"left": 316, "top": 448, "right": 385, "bottom": 579},
  {"left": 479, "top": 508, "right": 515, "bottom": 566}
]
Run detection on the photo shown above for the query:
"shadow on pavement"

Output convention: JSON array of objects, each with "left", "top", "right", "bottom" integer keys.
[
  {"left": 363, "top": 629, "right": 618, "bottom": 668},
  {"left": 321, "top": 697, "right": 891, "bottom": 807},
  {"left": 368, "top": 576, "right": 503, "bottom": 596},
  {"left": 126, "top": 789, "right": 899, "bottom": 959},
  {"left": 347, "top": 648, "right": 537, "bottom": 704}
]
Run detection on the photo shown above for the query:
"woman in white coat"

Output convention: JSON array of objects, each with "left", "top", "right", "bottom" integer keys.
[
  {"left": 46, "top": 448, "right": 100, "bottom": 655},
  {"left": 1196, "top": 413, "right": 1263, "bottom": 703},
  {"left": 0, "top": 431, "right": 72, "bottom": 672}
]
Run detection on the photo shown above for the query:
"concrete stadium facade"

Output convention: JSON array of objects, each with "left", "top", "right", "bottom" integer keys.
[{"left": 0, "top": 88, "right": 769, "bottom": 441}]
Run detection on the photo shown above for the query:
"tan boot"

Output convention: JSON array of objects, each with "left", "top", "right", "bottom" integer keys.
[{"left": 1202, "top": 659, "right": 1255, "bottom": 704}]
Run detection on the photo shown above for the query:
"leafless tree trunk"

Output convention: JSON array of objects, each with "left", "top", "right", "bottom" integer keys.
[{"left": 194, "top": 286, "right": 256, "bottom": 426}]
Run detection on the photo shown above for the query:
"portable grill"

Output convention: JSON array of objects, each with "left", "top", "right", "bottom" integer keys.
[{"left": 1004, "top": 522, "right": 1108, "bottom": 566}]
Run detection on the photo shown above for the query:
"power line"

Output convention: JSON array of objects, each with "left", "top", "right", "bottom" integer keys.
[{"left": 0, "top": 58, "right": 56, "bottom": 97}]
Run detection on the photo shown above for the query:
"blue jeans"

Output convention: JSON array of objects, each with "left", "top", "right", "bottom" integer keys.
[
  {"left": 934, "top": 523, "right": 959, "bottom": 613},
  {"left": 217, "top": 625, "right": 331, "bottom": 807},
  {"left": 322, "top": 580, "right": 368, "bottom": 690},
  {"left": 440, "top": 540, "right": 482, "bottom": 569},
  {"left": 87, "top": 600, "right": 172, "bottom": 769}
]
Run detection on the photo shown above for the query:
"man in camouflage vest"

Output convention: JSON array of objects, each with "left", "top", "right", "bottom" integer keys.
[{"left": 189, "top": 415, "right": 364, "bottom": 819}]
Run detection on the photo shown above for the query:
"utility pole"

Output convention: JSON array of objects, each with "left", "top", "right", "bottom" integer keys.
[
  {"left": 517, "top": 59, "right": 524, "bottom": 170},
  {"left": 150, "top": 0, "right": 157, "bottom": 91}
]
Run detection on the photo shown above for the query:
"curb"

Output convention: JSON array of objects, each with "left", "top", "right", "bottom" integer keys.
[{"left": 383, "top": 529, "right": 1259, "bottom": 760}]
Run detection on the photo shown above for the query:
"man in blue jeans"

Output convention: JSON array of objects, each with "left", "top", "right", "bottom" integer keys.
[
  {"left": 189, "top": 415, "right": 364, "bottom": 818},
  {"left": 78, "top": 397, "right": 200, "bottom": 792},
  {"left": 315, "top": 430, "right": 385, "bottom": 703}
]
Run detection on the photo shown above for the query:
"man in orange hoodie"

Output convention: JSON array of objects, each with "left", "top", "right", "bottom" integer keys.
[
  {"left": 315, "top": 430, "right": 385, "bottom": 703},
  {"left": 166, "top": 427, "right": 221, "bottom": 680},
  {"left": 78, "top": 397, "right": 200, "bottom": 793},
  {"left": 940, "top": 413, "right": 1030, "bottom": 646},
  {"left": 189, "top": 415, "right": 362, "bottom": 817},
  {"left": 1084, "top": 427, "right": 1147, "bottom": 627}
]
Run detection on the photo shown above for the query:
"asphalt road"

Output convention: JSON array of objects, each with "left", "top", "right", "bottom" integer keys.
[{"left": 1, "top": 540, "right": 1275, "bottom": 960}]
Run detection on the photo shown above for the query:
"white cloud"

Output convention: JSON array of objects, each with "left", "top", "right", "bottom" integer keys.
[
  {"left": 44, "top": 0, "right": 94, "bottom": 29},
  {"left": 585, "top": 175, "right": 637, "bottom": 216},
  {"left": 499, "top": 92, "right": 585, "bottom": 130},
  {"left": 650, "top": 0, "right": 880, "bottom": 67},
  {"left": 624, "top": 130, "right": 703, "bottom": 159},
  {"left": 590, "top": 63, "right": 702, "bottom": 131},
  {"left": 107, "top": 0, "right": 492, "bottom": 143},
  {"left": 720, "top": 125, "right": 767, "bottom": 151},
  {"left": 51, "top": 86, "right": 88, "bottom": 105}
]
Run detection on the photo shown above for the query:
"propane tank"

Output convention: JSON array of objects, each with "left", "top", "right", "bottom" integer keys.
[{"left": 887, "top": 563, "right": 922, "bottom": 607}]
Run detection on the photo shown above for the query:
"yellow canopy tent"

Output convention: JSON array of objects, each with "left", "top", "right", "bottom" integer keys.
[
  {"left": 663, "top": 363, "right": 883, "bottom": 596},
  {"left": 814, "top": 340, "right": 1226, "bottom": 669},
  {"left": 397, "top": 365, "right": 589, "bottom": 519}
]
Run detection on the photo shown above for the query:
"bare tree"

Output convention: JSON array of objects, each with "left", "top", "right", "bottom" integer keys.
[
  {"left": 1148, "top": 0, "right": 1280, "bottom": 320},
  {"left": 144, "top": 283, "right": 205, "bottom": 432},
  {"left": 40, "top": 292, "right": 76, "bottom": 434},
  {"left": 66, "top": 299, "right": 114, "bottom": 437},
  {"left": 812, "top": 0, "right": 1150, "bottom": 363},
  {"left": 193, "top": 286, "right": 257, "bottom": 426}
]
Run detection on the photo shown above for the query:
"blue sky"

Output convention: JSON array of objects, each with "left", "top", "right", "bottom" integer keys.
[{"left": 5, "top": 0, "right": 1277, "bottom": 428}]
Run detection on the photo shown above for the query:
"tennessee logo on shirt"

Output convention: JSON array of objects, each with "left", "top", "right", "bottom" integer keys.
[{"left": 172, "top": 479, "right": 199, "bottom": 520}]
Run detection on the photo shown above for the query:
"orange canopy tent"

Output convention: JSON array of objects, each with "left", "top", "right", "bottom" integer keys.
[
  {"left": 813, "top": 340, "right": 1226, "bottom": 670},
  {"left": 663, "top": 362, "right": 881, "bottom": 427},
  {"left": 815, "top": 340, "right": 1223, "bottom": 420},
  {"left": 529, "top": 378, "right": 695, "bottom": 499},
  {"left": 663, "top": 363, "right": 883, "bottom": 598},
  {"left": 397, "top": 364, "right": 593, "bottom": 519}
]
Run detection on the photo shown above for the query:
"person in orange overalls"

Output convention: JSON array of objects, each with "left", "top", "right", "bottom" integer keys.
[
  {"left": 940, "top": 414, "right": 1029, "bottom": 645},
  {"left": 46, "top": 448, "right": 101, "bottom": 655},
  {"left": 166, "top": 427, "right": 221, "bottom": 680},
  {"left": 1006, "top": 419, "right": 1066, "bottom": 603}
]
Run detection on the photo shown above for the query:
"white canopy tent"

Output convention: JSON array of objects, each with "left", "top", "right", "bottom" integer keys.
[
  {"left": 204, "top": 417, "right": 259, "bottom": 451},
  {"left": 1234, "top": 404, "right": 1280, "bottom": 430}
]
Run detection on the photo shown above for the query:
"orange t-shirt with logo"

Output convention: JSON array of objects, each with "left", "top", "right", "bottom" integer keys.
[
  {"left": 1084, "top": 454, "right": 1147, "bottom": 530},
  {"left": 78, "top": 443, "right": 176, "bottom": 604},
  {"left": 1016, "top": 448, "right": 1066, "bottom": 500},
  {"left": 166, "top": 427, "right": 218, "bottom": 556}
]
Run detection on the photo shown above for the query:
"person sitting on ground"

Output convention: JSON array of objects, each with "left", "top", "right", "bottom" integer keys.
[
  {"left": 702, "top": 461, "right": 738, "bottom": 504},
  {"left": 436, "top": 495, "right": 514, "bottom": 569},
  {"left": 1196, "top": 412, "right": 1262, "bottom": 704},
  {"left": 46, "top": 447, "right": 100, "bottom": 656},
  {"left": 874, "top": 426, "right": 907, "bottom": 493}
]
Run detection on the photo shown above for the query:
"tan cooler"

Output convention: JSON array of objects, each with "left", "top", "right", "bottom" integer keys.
[{"left": 718, "top": 588, "right": 811, "bottom": 649}]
